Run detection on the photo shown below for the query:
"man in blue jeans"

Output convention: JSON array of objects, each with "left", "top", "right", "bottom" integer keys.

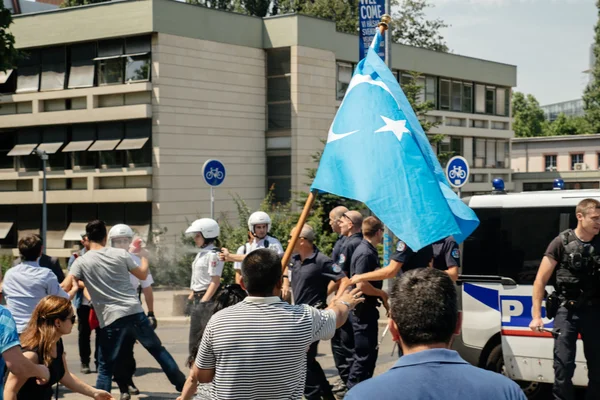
[{"left": 69, "top": 220, "right": 185, "bottom": 395}]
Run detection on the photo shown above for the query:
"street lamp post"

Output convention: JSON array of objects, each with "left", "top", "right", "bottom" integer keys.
[{"left": 33, "top": 149, "right": 48, "bottom": 247}]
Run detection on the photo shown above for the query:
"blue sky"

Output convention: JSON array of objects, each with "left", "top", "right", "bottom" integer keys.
[{"left": 421, "top": 0, "right": 597, "bottom": 105}]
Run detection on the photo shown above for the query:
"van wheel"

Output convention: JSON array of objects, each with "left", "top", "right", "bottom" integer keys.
[{"left": 485, "top": 344, "right": 551, "bottom": 399}]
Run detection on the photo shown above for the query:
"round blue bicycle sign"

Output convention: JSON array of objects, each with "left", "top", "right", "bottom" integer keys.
[
  {"left": 202, "top": 159, "right": 226, "bottom": 187},
  {"left": 445, "top": 156, "right": 469, "bottom": 188}
]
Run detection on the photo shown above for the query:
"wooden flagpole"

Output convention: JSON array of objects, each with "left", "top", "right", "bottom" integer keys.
[
  {"left": 281, "top": 190, "right": 317, "bottom": 270},
  {"left": 281, "top": 16, "right": 390, "bottom": 271}
]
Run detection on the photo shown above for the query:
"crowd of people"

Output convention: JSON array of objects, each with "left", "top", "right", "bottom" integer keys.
[{"left": 0, "top": 206, "right": 527, "bottom": 400}]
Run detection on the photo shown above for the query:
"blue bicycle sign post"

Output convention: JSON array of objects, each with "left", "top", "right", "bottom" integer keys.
[
  {"left": 202, "top": 159, "right": 226, "bottom": 219},
  {"left": 445, "top": 156, "right": 469, "bottom": 198}
]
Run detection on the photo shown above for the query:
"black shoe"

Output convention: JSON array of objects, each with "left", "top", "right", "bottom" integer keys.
[
  {"left": 80, "top": 363, "right": 91, "bottom": 374},
  {"left": 120, "top": 394, "right": 131, "bottom": 400},
  {"left": 128, "top": 384, "right": 140, "bottom": 395}
]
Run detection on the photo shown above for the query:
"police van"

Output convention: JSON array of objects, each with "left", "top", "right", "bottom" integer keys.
[{"left": 453, "top": 185, "right": 597, "bottom": 399}]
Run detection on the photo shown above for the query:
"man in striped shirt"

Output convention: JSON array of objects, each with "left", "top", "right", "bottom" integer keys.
[{"left": 179, "top": 248, "right": 365, "bottom": 400}]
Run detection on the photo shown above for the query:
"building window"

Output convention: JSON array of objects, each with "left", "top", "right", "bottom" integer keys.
[
  {"left": 451, "top": 81, "right": 462, "bottom": 112},
  {"left": 440, "top": 79, "right": 450, "bottom": 110},
  {"left": 473, "top": 138, "right": 509, "bottom": 168},
  {"left": 475, "top": 84, "right": 485, "bottom": 113},
  {"left": 267, "top": 48, "right": 291, "bottom": 131},
  {"left": 462, "top": 84, "right": 473, "bottom": 113},
  {"left": 571, "top": 153, "right": 584, "bottom": 170},
  {"left": 268, "top": 76, "right": 291, "bottom": 103},
  {"left": 68, "top": 43, "right": 96, "bottom": 89},
  {"left": 96, "top": 36, "right": 151, "bottom": 86},
  {"left": 545, "top": 155, "right": 557, "bottom": 171},
  {"left": 485, "top": 87, "right": 495, "bottom": 114},
  {"left": 40, "top": 47, "right": 66, "bottom": 91},
  {"left": 118, "top": 120, "right": 152, "bottom": 167},
  {"left": 267, "top": 153, "right": 291, "bottom": 203},
  {"left": 425, "top": 76, "right": 437, "bottom": 106},
  {"left": 16, "top": 50, "right": 40, "bottom": 93},
  {"left": 124, "top": 36, "right": 151, "bottom": 83},
  {"left": 337, "top": 62, "right": 353, "bottom": 100},
  {"left": 0, "top": 132, "right": 14, "bottom": 170}
]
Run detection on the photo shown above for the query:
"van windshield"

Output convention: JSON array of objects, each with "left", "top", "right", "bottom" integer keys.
[{"left": 462, "top": 206, "right": 576, "bottom": 285}]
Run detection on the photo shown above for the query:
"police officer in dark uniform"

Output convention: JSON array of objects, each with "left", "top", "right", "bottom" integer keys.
[
  {"left": 288, "top": 224, "right": 349, "bottom": 400},
  {"left": 331, "top": 210, "right": 364, "bottom": 398},
  {"left": 530, "top": 198, "right": 600, "bottom": 400},
  {"left": 350, "top": 236, "right": 433, "bottom": 285},
  {"left": 432, "top": 236, "right": 460, "bottom": 282},
  {"left": 329, "top": 206, "right": 349, "bottom": 264},
  {"left": 346, "top": 216, "right": 387, "bottom": 390}
]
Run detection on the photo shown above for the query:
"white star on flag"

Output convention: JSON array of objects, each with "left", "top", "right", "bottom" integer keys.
[{"left": 374, "top": 116, "right": 410, "bottom": 142}]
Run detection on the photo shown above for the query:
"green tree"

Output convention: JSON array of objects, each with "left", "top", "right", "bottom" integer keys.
[
  {"left": 60, "top": 0, "right": 108, "bottom": 7},
  {"left": 390, "top": 0, "right": 449, "bottom": 52},
  {"left": 547, "top": 114, "right": 592, "bottom": 136},
  {"left": 0, "top": 2, "right": 20, "bottom": 72},
  {"left": 234, "top": 0, "right": 272, "bottom": 17},
  {"left": 185, "top": 0, "right": 234, "bottom": 9},
  {"left": 584, "top": 0, "right": 600, "bottom": 132},
  {"left": 512, "top": 92, "right": 546, "bottom": 137}
]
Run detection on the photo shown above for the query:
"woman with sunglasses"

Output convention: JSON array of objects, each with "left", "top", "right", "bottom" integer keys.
[
  {"left": 4, "top": 295, "right": 113, "bottom": 400},
  {"left": 184, "top": 219, "right": 224, "bottom": 361}
]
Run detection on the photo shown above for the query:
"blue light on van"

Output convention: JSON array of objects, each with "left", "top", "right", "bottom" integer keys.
[
  {"left": 553, "top": 178, "right": 564, "bottom": 190},
  {"left": 492, "top": 178, "right": 505, "bottom": 191}
]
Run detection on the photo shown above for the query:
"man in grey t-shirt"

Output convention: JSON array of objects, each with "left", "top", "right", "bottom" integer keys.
[{"left": 69, "top": 220, "right": 185, "bottom": 395}]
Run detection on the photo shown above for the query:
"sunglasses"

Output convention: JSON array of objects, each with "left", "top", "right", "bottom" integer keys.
[{"left": 65, "top": 315, "right": 76, "bottom": 324}]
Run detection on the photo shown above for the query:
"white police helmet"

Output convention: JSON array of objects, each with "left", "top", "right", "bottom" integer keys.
[
  {"left": 185, "top": 218, "right": 220, "bottom": 239},
  {"left": 248, "top": 211, "right": 271, "bottom": 234},
  {"left": 107, "top": 224, "right": 134, "bottom": 246}
]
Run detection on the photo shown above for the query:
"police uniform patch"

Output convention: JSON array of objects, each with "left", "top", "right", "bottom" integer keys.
[
  {"left": 397, "top": 241, "right": 406, "bottom": 252},
  {"left": 338, "top": 254, "right": 346, "bottom": 265},
  {"left": 332, "top": 264, "right": 342, "bottom": 273},
  {"left": 451, "top": 248, "right": 460, "bottom": 259}
]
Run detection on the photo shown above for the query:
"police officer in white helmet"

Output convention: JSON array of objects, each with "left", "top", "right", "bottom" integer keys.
[
  {"left": 220, "top": 211, "right": 284, "bottom": 286},
  {"left": 184, "top": 218, "right": 224, "bottom": 361},
  {"left": 107, "top": 224, "right": 156, "bottom": 400}
]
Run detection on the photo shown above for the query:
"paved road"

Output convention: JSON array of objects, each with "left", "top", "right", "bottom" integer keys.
[{"left": 59, "top": 320, "right": 399, "bottom": 399}]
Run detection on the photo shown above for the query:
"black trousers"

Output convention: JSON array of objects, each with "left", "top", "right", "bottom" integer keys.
[
  {"left": 552, "top": 305, "right": 600, "bottom": 400},
  {"left": 330, "top": 318, "right": 354, "bottom": 384},
  {"left": 76, "top": 305, "right": 98, "bottom": 366},
  {"left": 188, "top": 300, "right": 215, "bottom": 359},
  {"left": 305, "top": 341, "right": 335, "bottom": 400},
  {"left": 346, "top": 308, "right": 379, "bottom": 389},
  {"left": 114, "top": 331, "right": 137, "bottom": 393}
]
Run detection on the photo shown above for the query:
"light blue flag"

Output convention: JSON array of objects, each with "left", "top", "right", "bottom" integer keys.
[{"left": 310, "top": 30, "right": 479, "bottom": 251}]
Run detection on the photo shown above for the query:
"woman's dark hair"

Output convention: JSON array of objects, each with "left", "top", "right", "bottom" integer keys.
[
  {"left": 186, "top": 284, "right": 247, "bottom": 367},
  {"left": 202, "top": 237, "right": 220, "bottom": 248}
]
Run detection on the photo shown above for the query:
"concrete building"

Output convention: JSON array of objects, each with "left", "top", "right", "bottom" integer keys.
[
  {"left": 511, "top": 134, "right": 600, "bottom": 191},
  {"left": 0, "top": 0, "right": 516, "bottom": 257}
]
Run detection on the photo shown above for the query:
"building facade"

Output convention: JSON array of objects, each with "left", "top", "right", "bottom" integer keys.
[
  {"left": 511, "top": 134, "right": 600, "bottom": 191},
  {"left": 540, "top": 99, "right": 585, "bottom": 122},
  {"left": 0, "top": 0, "right": 516, "bottom": 257}
]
